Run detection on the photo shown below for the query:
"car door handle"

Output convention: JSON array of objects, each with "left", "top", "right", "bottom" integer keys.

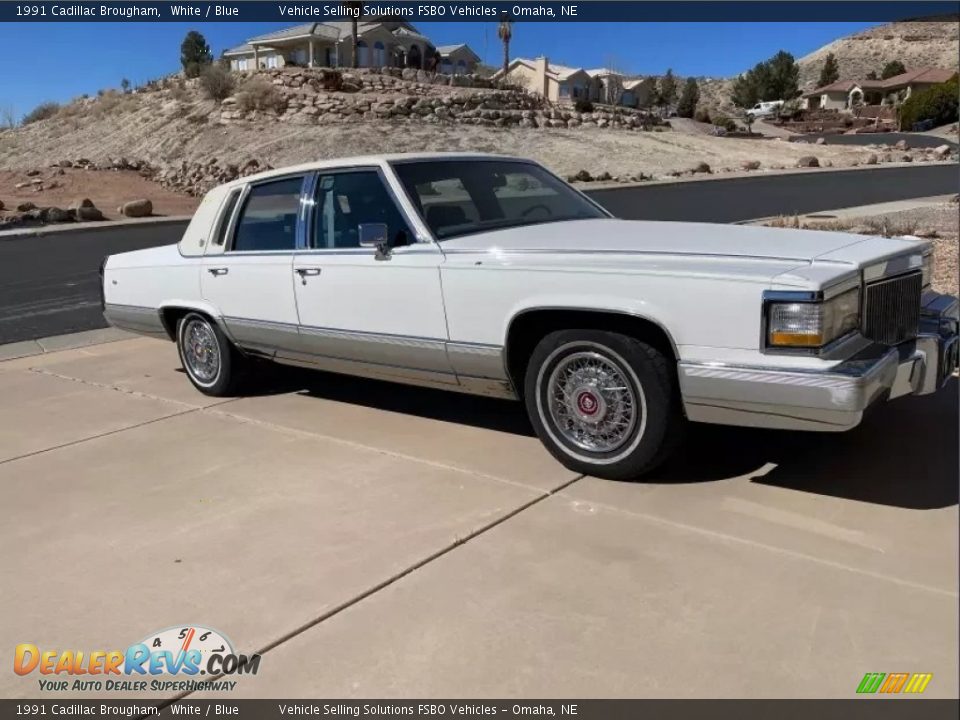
[
  {"left": 295, "top": 268, "right": 321, "bottom": 284},
  {"left": 207, "top": 268, "right": 228, "bottom": 276}
]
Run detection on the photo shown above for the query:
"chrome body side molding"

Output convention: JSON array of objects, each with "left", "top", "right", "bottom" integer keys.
[{"left": 102, "top": 303, "right": 169, "bottom": 339}]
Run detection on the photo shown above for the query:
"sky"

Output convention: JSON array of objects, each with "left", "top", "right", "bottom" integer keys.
[{"left": 0, "top": 20, "right": 881, "bottom": 120}]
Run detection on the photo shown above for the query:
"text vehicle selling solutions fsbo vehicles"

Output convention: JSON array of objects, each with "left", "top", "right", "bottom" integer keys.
[{"left": 101, "top": 154, "right": 959, "bottom": 480}]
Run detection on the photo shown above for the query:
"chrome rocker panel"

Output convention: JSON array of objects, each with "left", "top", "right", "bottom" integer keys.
[{"left": 679, "top": 292, "right": 959, "bottom": 431}]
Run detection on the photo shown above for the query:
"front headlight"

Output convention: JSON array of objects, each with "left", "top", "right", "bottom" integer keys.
[{"left": 766, "top": 288, "right": 860, "bottom": 349}]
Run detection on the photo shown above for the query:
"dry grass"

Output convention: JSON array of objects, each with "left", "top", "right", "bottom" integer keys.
[{"left": 765, "top": 201, "right": 959, "bottom": 295}]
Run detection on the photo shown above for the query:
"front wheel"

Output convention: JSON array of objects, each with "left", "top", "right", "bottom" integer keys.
[
  {"left": 176, "top": 312, "right": 245, "bottom": 396},
  {"left": 524, "top": 330, "right": 684, "bottom": 480}
]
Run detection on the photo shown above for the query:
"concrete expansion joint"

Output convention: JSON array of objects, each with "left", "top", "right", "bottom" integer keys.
[
  {"left": 572, "top": 496, "right": 959, "bottom": 599},
  {"left": 158, "top": 469, "right": 586, "bottom": 710},
  {"left": 201, "top": 403, "right": 547, "bottom": 493},
  {"left": 28, "top": 366, "right": 208, "bottom": 410}
]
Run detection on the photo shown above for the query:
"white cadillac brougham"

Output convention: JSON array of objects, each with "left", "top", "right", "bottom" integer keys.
[{"left": 102, "top": 154, "right": 958, "bottom": 479}]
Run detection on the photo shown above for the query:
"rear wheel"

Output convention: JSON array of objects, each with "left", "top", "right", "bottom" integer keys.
[
  {"left": 524, "top": 329, "right": 684, "bottom": 480},
  {"left": 176, "top": 312, "right": 245, "bottom": 396}
]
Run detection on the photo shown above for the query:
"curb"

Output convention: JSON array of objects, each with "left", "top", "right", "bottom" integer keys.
[
  {"left": 738, "top": 194, "right": 958, "bottom": 226},
  {"left": 0, "top": 215, "right": 192, "bottom": 241},
  {"left": 579, "top": 159, "right": 959, "bottom": 193},
  {"left": 0, "top": 327, "right": 136, "bottom": 362}
]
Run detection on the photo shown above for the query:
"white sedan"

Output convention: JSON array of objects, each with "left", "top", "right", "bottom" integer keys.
[{"left": 102, "top": 153, "right": 958, "bottom": 480}]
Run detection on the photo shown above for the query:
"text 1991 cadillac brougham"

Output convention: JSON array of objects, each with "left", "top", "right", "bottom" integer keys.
[{"left": 102, "top": 154, "right": 958, "bottom": 480}]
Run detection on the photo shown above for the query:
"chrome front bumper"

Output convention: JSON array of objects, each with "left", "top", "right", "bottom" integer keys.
[{"left": 679, "top": 292, "right": 959, "bottom": 432}]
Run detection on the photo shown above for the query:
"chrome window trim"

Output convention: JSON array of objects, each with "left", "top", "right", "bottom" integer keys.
[
  {"left": 212, "top": 188, "right": 243, "bottom": 247},
  {"left": 301, "top": 164, "right": 432, "bottom": 251},
  {"left": 225, "top": 173, "right": 309, "bottom": 255}
]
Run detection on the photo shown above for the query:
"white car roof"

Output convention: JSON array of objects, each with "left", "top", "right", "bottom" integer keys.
[{"left": 226, "top": 152, "right": 530, "bottom": 188}]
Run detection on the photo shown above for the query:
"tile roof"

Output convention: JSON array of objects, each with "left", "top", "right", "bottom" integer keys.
[{"left": 881, "top": 67, "right": 957, "bottom": 87}]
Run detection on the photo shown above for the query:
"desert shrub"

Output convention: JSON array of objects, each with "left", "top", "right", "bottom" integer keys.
[
  {"left": 573, "top": 99, "right": 594, "bottom": 113},
  {"left": 713, "top": 115, "right": 738, "bottom": 132},
  {"left": 899, "top": 77, "right": 959, "bottom": 131},
  {"left": 22, "top": 101, "right": 60, "bottom": 124},
  {"left": 169, "top": 81, "right": 189, "bottom": 102},
  {"left": 235, "top": 78, "right": 286, "bottom": 113},
  {"left": 200, "top": 65, "right": 236, "bottom": 102},
  {"left": 693, "top": 107, "right": 712, "bottom": 124}
]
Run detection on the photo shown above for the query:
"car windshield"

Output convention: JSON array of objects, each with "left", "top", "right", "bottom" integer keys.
[{"left": 390, "top": 160, "right": 608, "bottom": 240}]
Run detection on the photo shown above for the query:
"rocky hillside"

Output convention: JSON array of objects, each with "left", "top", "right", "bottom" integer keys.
[{"left": 797, "top": 18, "right": 959, "bottom": 89}]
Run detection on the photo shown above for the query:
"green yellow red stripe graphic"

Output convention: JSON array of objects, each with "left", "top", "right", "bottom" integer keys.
[{"left": 857, "top": 672, "right": 932, "bottom": 694}]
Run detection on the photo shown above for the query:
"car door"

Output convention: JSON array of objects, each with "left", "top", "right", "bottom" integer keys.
[
  {"left": 201, "top": 174, "right": 305, "bottom": 356},
  {"left": 289, "top": 166, "right": 454, "bottom": 384}
]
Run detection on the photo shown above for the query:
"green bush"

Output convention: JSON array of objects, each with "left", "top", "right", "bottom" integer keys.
[
  {"left": 713, "top": 115, "right": 738, "bottom": 132},
  {"left": 693, "top": 108, "right": 711, "bottom": 124},
  {"left": 898, "top": 77, "right": 959, "bottom": 130},
  {"left": 22, "top": 101, "right": 60, "bottom": 125}
]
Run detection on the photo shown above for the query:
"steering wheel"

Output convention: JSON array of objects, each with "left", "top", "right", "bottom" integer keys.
[{"left": 521, "top": 204, "right": 552, "bottom": 219}]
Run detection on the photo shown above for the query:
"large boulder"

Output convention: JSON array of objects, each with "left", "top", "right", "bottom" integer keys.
[
  {"left": 119, "top": 199, "right": 153, "bottom": 218},
  {"left": 934, "top": 144, "right": 953, "bottom": 158},
  {"left": 39, "top": 207, "right": 71, "bottom": 223},
  {"left": 894, "top": 139, "right": 909, "bottom": 150},
  {"left": 740, "top": 160, "right": 761, "bottom": 170},
  {"left": 796, "top": 155, "right": 820, "bottom": 168},
  {"left": 865, "top": 153, "right": 878, "bottom": 165},
  {"left": 75, "top": 205, "right": 104, "bottom": 222},
  {"left": 68, "top": 198, "right": 94, "bottom": 211},
  {"left": 691, "top": 161, "right": 712, "bottom": 174},
  {"left": 0, "top": 199, "right": 4, "bottom": 211},
  {"left": 16, "top": 201, "right": 36, "bottom": 212}
]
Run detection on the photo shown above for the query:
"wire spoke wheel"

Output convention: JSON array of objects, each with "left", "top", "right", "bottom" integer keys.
[
  {"left": 183, "top": 318, "right": 221, "bottom": 384},
  {"left": 546, "top": 350, "right": 639, "bottom": 454}
]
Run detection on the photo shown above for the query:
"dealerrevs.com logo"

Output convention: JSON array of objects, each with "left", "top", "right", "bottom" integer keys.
[{"left": 14, "top": 626, "right": 260, "bottom": 693}]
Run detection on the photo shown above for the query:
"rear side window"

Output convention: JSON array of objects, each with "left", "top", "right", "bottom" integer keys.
[
  {"left": 232, "top": 177, "right": 304, "bottom": 252},
  {"left": 214, "top": 190, "right": 241, "bottom": 246}
]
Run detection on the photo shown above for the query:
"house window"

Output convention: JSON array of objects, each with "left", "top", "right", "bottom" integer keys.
[
  {"left": 560, "top": 85, "right": 570, "bottom": 97},
  {"left": 357, "top": 40, "right": 369, "bottom": 67},
  {"left": 456, "top": 60, "right": 467, "bottom": 75},
  {"left": 373, "top": 41, "right": 386, "bottom": 67}
]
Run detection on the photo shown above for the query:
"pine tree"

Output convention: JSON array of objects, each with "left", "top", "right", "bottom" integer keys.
[
  {"left": 817, "top": 53, "right": 840, "bottom": 87},
  {"left": 676, "top": 77, "right": 700, "bottom": 118},
  {"left": 881, "top": 60, "right": 906, "bottom": 80},
  {"left": 658, "top": 69, "right": 678, "bottom": 112},
  {"left": 181, "top": 31, "right": 213, "bottom": 78}
]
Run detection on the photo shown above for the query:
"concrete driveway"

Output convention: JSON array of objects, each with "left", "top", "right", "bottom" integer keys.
[{"left": 2, "top": 336, "right": 957, "bottom": 700}]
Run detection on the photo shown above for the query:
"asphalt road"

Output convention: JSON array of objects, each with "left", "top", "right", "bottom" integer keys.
[
  {"left": 1, "top": 164, "right": 958, "bottom": 344},
  {"left": 797, "top": 131, "right": 959, "bottom": 149}
]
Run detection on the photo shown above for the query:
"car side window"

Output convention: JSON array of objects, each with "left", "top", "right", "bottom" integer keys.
[
  {"left": 214, "top": 189, "right": 241, "bottom": 246},
  {"left": 312, "top": 171, "right": 413, "bottom": 249},
  {"left": 231, "top": 176, "right": 304, "bottom": 252}
]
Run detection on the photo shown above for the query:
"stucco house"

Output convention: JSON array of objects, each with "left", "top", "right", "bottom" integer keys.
[
  {"left": 436, "top": 44, "right": 481, "bottom": 75},
  {"left": 224, "top": 21, "right": 476, "bottom": 74},
  {"left": 802, "top": 67, "right": 957, "bottom": 111},
  {"left": 495, "top": 57, "right": 645, "bottom": 107}
]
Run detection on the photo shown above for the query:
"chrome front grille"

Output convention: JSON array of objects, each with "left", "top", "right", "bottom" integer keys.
[{"left": 862, "top": 271, "right": 922, "bottom": 345}]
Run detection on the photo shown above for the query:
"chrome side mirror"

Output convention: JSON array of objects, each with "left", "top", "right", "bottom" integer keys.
[{"left": 358, "top": 223, "right": 388, "bottom": 248}]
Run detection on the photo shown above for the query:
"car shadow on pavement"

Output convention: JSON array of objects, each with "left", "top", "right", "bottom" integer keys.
[
  {"left": 244, "top": 365, "right": 957, "bottom": 510},
  {"left": 656, "top": 378, "right": 959, "bottom": 510},
  {"left": 248, "top": 364, "right": 537, "bottom": 436}
]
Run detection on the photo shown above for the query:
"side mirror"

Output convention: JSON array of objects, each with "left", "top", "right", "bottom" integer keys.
[{"left": 358, "top": 223, "right": 388, "bottom": 248}]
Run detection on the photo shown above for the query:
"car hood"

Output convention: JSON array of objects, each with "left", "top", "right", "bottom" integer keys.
[{"left": 438, "top": 218, "right": 912, "bottom": 263}]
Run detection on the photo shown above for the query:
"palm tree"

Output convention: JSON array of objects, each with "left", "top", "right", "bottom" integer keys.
[
  {"left": 497, "top": 19, "right": 513, "bottom": 77},
  {"left": 343, "top": 2, "right": 364, "bottom": 68}
]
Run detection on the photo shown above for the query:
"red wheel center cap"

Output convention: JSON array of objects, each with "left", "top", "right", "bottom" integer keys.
[{"left": 577, "top": 391, "right": 599, "bottom": 416}]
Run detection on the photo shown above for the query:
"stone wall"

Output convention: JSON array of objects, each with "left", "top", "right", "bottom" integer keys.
[{"left": 218, "top": 67, "right": 654, "bottom": 131}]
